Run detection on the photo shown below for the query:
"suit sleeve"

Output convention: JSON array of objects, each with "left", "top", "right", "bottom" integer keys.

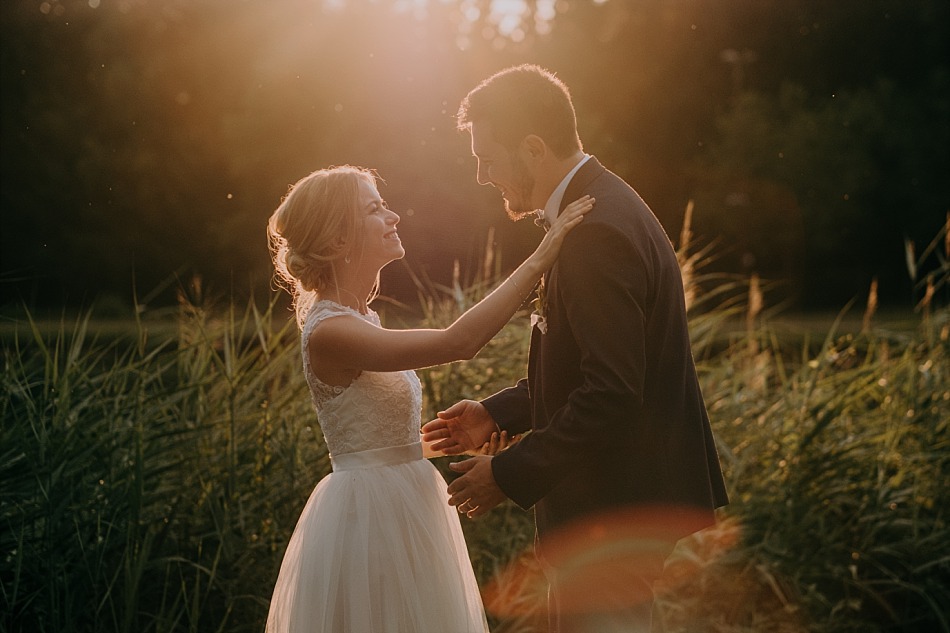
[
  {"left": 480, "top": 379, "right": 532, "bottom": 436},
  {"left": 491, "top": 222, "right": 649, "bottom": 509}
]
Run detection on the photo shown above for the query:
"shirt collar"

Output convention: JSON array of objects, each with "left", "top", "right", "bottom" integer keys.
[{"left": 540, "top": 154, "right": 591, "bottom": 226}]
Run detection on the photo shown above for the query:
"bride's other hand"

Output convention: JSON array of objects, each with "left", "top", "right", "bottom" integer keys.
[
  {"left": 421, "top": 434, "right": 447, "bottom": 458},
  {"left": 421, "top": 400, "right": 497, "bottom": 455}
]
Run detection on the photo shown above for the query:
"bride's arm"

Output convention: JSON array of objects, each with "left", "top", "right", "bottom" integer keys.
[{"left": 310, "top": 196, "right": 593, "bottom": 374}]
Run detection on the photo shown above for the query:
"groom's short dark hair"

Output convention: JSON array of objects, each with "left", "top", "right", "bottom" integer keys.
[{"left": 457, "top": 64, "right": 583, "bottom": 159}]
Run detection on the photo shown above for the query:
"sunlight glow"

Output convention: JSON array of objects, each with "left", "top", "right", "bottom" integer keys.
[
  {"left": 393, "top": 0, "right": 431, "bottom": 19},
  {"left": 491, "top": 0, "right": 527, "bottom": 36},
  {"left": 318, "top": 0, "right": 563, "bottom": 42},
  {"left": 484, "top": 506, "right": 733, "bottom": 618},
  {"left": 486, "top": 0, "right": 559, "bottom": 37}
]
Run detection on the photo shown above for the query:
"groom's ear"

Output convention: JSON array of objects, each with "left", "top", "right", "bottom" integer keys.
[{"left": 520, "top": 134, "right": 547, "bottom": 162}]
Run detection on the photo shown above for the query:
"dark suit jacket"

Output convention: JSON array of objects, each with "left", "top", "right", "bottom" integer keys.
[{"left": 483, "top": 157, "right": 728, "bottom": 545}]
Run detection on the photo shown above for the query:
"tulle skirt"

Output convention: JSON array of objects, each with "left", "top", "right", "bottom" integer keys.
[{"left": 265, "top": 443, "right": 489, "bottom": 633}]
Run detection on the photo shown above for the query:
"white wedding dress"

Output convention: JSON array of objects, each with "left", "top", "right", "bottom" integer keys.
[{"left": 265, "top": 300, "right": 489, "bottom": 633}]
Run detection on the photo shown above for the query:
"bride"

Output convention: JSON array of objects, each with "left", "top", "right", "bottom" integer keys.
[{"left": 264, "top": 164, "right": 592, "bottom": 632}]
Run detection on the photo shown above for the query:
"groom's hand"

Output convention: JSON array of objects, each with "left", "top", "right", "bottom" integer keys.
[
  {"left": 447, "top": 456, "right": 506, "bottom": 519},
  {"left": 421, "top": 400, "right": 497, "bottom": 455}
]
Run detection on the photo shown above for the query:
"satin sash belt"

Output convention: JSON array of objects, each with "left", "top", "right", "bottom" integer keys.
[{"left": 330, "top": 442, "right": 424, "bottom": 472}]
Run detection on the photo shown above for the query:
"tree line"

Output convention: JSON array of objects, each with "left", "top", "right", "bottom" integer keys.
[{"left": 1, "top": 0, "right": 947, "bottom": 311}]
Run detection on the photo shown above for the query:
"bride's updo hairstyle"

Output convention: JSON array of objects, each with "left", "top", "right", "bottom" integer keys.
[{"left": 268, "top": 165, "right": 375, "bottom": 327}]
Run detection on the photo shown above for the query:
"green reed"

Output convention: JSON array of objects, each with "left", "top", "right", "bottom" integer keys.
[
  {"left": 2, "top": 297, "right": 326, "bottom": 633},
  {"left": 653, "top": 216, "right": 950, "bottom": 633}
]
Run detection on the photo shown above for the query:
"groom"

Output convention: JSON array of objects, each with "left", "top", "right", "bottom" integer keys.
[{"left": 422, "top": 65, "right": 728, "bottom": 632}]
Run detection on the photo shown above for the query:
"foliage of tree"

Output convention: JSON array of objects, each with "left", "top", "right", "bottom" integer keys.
[{"left": 1, "top": 0, "right": 947, "bottom": 310}]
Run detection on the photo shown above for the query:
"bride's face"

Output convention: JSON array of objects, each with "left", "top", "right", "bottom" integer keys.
[
  {"left": 470, "top": 122, "right": 537, "bottom": 220},
  {"left": 351, "top": 178, "right": 404, "bottom": 269}
]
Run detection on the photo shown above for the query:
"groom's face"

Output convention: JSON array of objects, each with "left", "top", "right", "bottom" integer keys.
[{"left": 470, "top": 122, "right": 537, "bottom": 221}]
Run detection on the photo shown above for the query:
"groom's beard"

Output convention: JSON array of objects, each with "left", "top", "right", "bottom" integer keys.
[{"left": 503, "top": 155, "right": 537, "bottom": 222}]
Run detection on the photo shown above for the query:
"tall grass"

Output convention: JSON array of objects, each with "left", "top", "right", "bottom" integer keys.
[
  {"left": 654, "top": 214, "right": 950, "bottom": 633},
  {"left": 656, "top": 306, "right": 949, "bottom": 633},
  {"left": 2, "top": 297, "right": 325, "bottom": 632},
  {"left": 2, "top": 217, "right": 948, "bottom": 633}
]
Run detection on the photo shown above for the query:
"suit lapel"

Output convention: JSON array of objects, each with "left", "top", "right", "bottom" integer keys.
[
  {"left": 529, "top": 157, "right": 607, "bottom": 422},
  {"left": 546, "top": 155, "right": 606, "bottom": 319},
  {"left": 559, "top": 156, "right": 606, "bottom": 213}
]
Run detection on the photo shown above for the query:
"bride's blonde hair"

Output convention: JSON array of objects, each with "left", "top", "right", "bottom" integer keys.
[{"left": 267, "top": 165, "right": 378, "bottom": 327}]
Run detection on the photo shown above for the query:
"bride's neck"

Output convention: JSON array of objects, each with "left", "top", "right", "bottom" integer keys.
[
  {"left": 327, "top": 285, "right": 369, "bottom": 314},
  {"left": 327, "top": 265, "right": 377, "bottom": 314}
]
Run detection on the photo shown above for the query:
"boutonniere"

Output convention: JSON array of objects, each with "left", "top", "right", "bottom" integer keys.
[{"left": 530, "top": 276, "right": 548, "bottom": 334}]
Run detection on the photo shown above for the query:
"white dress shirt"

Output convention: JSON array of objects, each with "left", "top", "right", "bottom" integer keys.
[{"left": 538, "top": 153, "right": 591, "bottom": 227}]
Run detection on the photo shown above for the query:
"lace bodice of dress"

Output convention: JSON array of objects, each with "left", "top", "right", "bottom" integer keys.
[{"left": 301, "top": 300, "right": 423, "bottom": 456}]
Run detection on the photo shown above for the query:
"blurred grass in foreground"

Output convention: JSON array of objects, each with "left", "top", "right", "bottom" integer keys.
[{"left": 2, "top": 217, "right": 948, "bottom": 633}]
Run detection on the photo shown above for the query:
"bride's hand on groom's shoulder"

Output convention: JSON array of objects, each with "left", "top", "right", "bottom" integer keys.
[
  {"left": 557, "top": 194, "right": 595, "bottom": 229},
  {"left": 532, "top": 195, "right": 594, "bottom": 269}
]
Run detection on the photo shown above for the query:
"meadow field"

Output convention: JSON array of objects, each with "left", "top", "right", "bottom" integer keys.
[{"left": 3, "top": 230, "right": 948, "bottom": 633}]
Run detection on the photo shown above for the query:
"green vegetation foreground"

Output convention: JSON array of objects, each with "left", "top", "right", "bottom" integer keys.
[{"left": 2, "top": 277, "right": 948, "bottom": 632}]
